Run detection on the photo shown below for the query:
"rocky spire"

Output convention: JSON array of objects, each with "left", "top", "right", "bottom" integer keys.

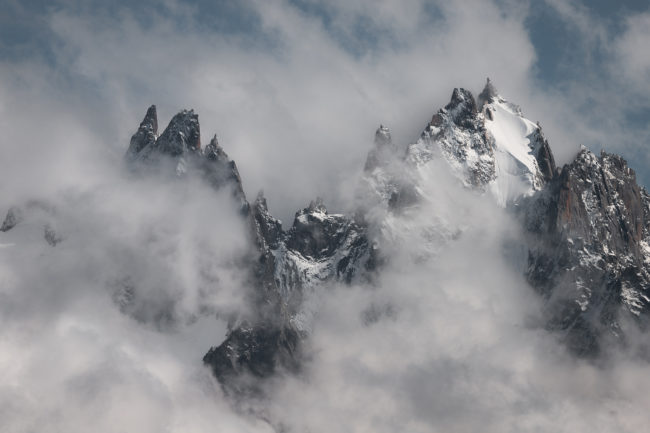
[
  {"left": 530, "top": 123, "right": 558, "bottom": 183},
  {"left": 0, "top": 206, "right": 23, "bottom": 232},
  {"left": 478, "top": 77, "right": 498, "bottom": 109},
  {"left": 374, "top": 125, "right": 392, "bottom": 147},
  {"left": 446, "top": 88, "right": 477, "bottom": 113},
  {"left": 125, "top": 105, "right": 158, "bottom": 159},
  {"left": 252, "top": 191, "right": 283, "bottom": 250},
  {"left": 204, "top": 134, "right": 229, "bottom": 163},
  {"left": 144, "top": 105, "right": 158, "bottom": 133},
  {"left": 444, "top": 88, "right": 478, "bottom": 129},
  {"left": 155, "top": 109, "right": 201, "bottom": 157}
]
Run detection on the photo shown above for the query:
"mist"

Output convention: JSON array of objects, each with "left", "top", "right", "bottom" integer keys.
[{"left": 1, "top": 0, "right": 650, "bottom": 432}]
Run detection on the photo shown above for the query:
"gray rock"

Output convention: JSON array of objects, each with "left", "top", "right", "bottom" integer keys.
[
  {"left": 1, "top": 206, "right": 23, "bottom": 232},
  {"left": 125, "top": 105, "right": 158, "bottom": 160},
  {"left": 519, "top": 148, "right": 650, "bottom": 356}
]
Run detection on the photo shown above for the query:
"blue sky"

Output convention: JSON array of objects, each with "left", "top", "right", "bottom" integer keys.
[{"left": 1, "top": 0, "right": 649, "bottom": 216}]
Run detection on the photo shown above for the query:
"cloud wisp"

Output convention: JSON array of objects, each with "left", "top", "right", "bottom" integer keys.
[{"left": 1, "top": 1, "right": 650, "bottom": 432}]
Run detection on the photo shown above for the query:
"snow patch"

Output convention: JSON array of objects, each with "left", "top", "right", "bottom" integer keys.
[{"left": 484, "top": 98, "right": 542, "bottom": 205}]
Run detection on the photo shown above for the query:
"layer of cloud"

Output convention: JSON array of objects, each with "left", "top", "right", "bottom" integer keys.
[
  {"left": 1, "top": 0, "right": 650, "bottom": 432},
  {"left": 257, "top": 160, "right": 650, "bottom": 433}
]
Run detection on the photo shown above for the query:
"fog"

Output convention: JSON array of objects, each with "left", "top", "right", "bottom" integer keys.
[{"left": 1, "top": 0, "right": 650, "bottom": 432}]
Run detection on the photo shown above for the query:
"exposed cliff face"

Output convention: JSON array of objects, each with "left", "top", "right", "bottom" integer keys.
[
  {"left": 520, "top": 148, "right": 650, "bottom": 356},
  {"left": 125, "top": 105, "right": 158, "bottom": 158}
]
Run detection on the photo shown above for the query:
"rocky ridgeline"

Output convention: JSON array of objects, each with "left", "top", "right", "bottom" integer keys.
[
  {"left": 3, "top": 81, "right": 649, "bottom": 396},
  {"left": 123, "top": 105, "right": 377, "bottom": 394},
  {"left": 521, "top": 148, "right": 650, "bottom": 355}
]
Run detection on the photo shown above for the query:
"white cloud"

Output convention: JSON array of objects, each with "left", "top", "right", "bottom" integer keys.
[
  {"left": 1, "top": 1, "right": 650, "bottom": 432},
  {"left": 614, "top": 12, "right": 650, "bottom": 95}
]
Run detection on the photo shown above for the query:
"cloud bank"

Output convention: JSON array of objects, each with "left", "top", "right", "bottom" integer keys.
[{"left": 1, "top": 0, "right": 650, "bottom": 432}]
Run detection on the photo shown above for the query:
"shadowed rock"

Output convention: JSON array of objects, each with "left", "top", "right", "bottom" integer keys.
[{"left": 125, "top": 105, "right": 158, "bottom": 159}]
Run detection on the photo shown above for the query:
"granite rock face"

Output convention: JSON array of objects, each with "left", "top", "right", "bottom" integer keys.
[
  {"left": 520, "top": 148, "right": 650, "bottom": 356},
  {"left": 125, "top": 105, "right": 158, "bottom": 158}
]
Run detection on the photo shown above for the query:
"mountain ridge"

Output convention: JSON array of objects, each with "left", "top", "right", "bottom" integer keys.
[{"left": 3, "top": 80, "right": 649, "bottom": 398}]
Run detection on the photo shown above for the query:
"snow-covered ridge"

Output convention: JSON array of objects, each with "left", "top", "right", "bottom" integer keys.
[
  {"left": 392, "top": 80, "right": 556, "bottom": 209},
  {"left": 483, "top": 94, "right": 547, "bottom": 205}
]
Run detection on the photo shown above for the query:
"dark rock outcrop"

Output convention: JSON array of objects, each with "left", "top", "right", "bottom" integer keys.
[
  {"left": 520, "top": 148, "right": 650, "bottom": 356},
  {"left": 1, "top": 206, "right": 23, "bottom": 232},
  {"left": 204, "top": 197, "right": 374, "bottom": 393},
  {"left": 530, "top": 125, "right": 558, "bottom": 184},
  {"left": 125, "top": 105, "right": 158, "bottom": 159},
  {"left": 126, "top": 107, "right": 245, "bottom": 206}
]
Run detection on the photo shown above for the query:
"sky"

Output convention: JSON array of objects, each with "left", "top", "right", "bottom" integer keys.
[
  {"left": 1, "top": 1, "right": 650, "bottom": 432},
  {"left": 1, "top": 0, "right": 649, "bottom": 220}
]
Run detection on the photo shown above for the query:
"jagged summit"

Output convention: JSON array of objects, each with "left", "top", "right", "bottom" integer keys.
[
  {"left": 480, "top": 84, "right": 554, "bottom": 204},
  {"left": 110, "top": 91, "right": 650, "bottom": 394},
  {"left": 125, "top": 106, "right": 247, "bottom": 205},
  {"left": 126, "top": 105, "right": 201, "bottom": 161},
  {"left": 127, "top": 107, "right": 201, "bottom": 161},
  {"left": 157, "top": 109, "right": 201, "bottom": 156},
  {"left": 364, "top": 124, "right": 402, "bottom": 172},
  {"left": 443, "top": 88, "right": 478, "bottom": 128},
  {"left": 125, "top": 105, "right": 158, "bottom": 158},
  {"left": 305, "top": 197, "right": 327, "bottom": 215},
  {"left": 477, "top": 77, "right": 498, "bottom": 109},
  {"left": 405, "top": 81, "right": 556, "bottom": 204},
  {"left": 204, "top": 134, "right": 229, "bottom": 162},
  {"left": 375, "top": 125, "right": 392, "bottom": 147},
  {"left": 142, "top": 104, "right": 158, "bottom": 133}
]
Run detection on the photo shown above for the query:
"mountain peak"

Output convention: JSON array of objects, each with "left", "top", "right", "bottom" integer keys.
[
  {"left": 478, "top": 77, "right": 499, "bottom": 109},
  {"left": 307, "top": 197, "right": 327, "bottom": 214},
  {"left": 441, "top": 88, "right": 479, "bottom": 130},
  {"left": 156, "top": 109, "right": 201, "bottom": 156},
  {"left": 204, "top": 134, "right": 229, "bottom": 163},
  {"left": 445, "top": 88, "right": 477, "bottom": 114},
  {"left": 365, "top": 124, "right": 400, "bottom": 172},
  {"left": 375, "top": 125, "right": 392, "bottom": 147},
  {"left": 125, "top": 105, "right": 158, "bottom": 159}
]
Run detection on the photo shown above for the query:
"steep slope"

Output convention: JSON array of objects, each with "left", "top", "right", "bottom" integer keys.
[
  {"left": 204, "top": 195, "right": 376, "bottom": 392},
  {"left": 520, "top": 148, "right": 650, "bottom": 355},
  {"left": 396, "top": 81, "right": 650, "bottom": 357},
  {"left": 404, "top": 79, "right": 555, "bottom": 206},
  {"left": 126, "top": 105, "right": 247, "bottom": 207},
  {"left": 360, "top": 80, "right": 557, "bottom": 267}
]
